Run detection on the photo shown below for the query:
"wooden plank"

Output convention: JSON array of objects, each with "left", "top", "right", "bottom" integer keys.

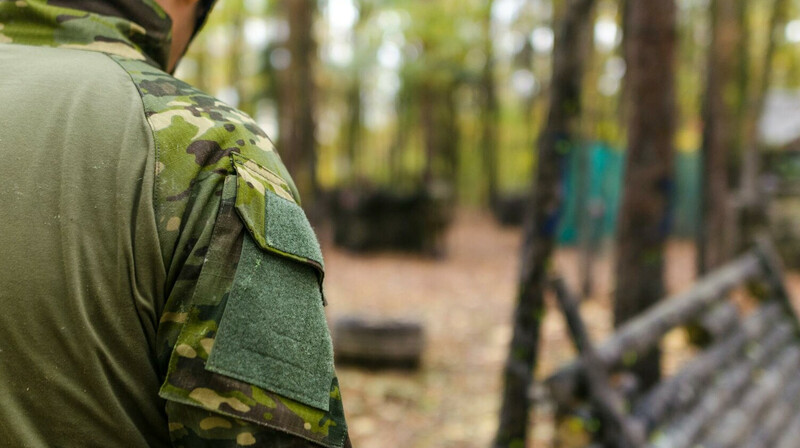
[
  {"left": 633, "top": 303, "right": 782, "bottom": 431},
  {"left": 546, "top": 252, "right": 762, "bottom": 406},
  {"left": 773, "top": 402, "right": 800, "bottom": 448},
  {"left": 741, "top": 369, "right": 800, "bottom": 448},
  {"left": 697, "top": 346, "right": 800, "bottom": 448},
  {"left": 647, "top": 322, "right": 794, "bottom": 448},
  {"left": 696, "top": 301, "right": 740, "bottom": 341}
]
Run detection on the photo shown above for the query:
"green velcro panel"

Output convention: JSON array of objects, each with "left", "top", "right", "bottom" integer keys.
[
  {"left": 205, "top": 233, "right": 335, "bottom": 411},
  {"left": 264, "top": 189, "right": 324, "bottom": 269}
]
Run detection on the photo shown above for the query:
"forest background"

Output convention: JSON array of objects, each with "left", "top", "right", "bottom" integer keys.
[{"left": 174, "top": 0, "right": 800, "bottom": 446}]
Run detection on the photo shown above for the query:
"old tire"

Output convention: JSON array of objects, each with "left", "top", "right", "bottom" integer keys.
[{"left": 332, "top": 317, "right": 425, "bottom": 369}]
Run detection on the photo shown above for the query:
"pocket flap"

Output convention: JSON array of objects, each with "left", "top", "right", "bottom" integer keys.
[{"left": 231, "top": 153, "right": 324, "bottom": 273}]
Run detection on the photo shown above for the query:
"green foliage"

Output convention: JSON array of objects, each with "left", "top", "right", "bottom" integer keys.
[{"left": 173, "top": 0, "right": 800, "bottom": 204}]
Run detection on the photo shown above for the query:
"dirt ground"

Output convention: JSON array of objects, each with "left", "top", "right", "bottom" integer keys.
[{"left": 321, "top": 209, "right": 800, "bottom": 448}]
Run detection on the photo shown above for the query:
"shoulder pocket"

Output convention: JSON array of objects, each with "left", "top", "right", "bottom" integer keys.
[
  {"left": 205, "top": 154, "right": 333, "bottom": 411},
  {"left": 159, "top": 175, "right": 347, "bottom": 447}
]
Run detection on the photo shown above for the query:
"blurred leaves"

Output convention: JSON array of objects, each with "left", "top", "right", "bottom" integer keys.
[{"left": 176, "top": 0, "right": 800, "bottom": 204}]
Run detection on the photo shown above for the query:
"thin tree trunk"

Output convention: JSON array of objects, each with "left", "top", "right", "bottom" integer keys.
[
  {"left": 493, "top": 0, "right": 595, "bottom": 445},
  {"left": 730, "top": 0, "right": 749, "bottom": 188},
  {"left": 343, "top": 2, "right": 369, "bottom": 184},
  {"left": 344, "top": 79, "right": 362, "bottom": 182},
  {"left": 228, "top": 0, "right": 246, "bottom": 112},
  {"left": 739, "top": 0, "right": 789, "bottom": 247},
  {"left": 443, "top": 84, "right": 459, "bottom": 189},
  {"left": 614, "top": 0, "right": 676, "bottom": 389},
  {"left": 574, "top": 1, "right": 600, "bottom": 297},
  {"left": 576, "top": 143, "right": 595, "bottom": 297},
  {"left": 420, "top": 82, "right": 436, "bottom": 187},
  {"left": 576, "top": 3, "right": 601, "bottom": 298},
  {"left": 419, "top": 81, "right": 459, "bottom": 190},
  {"left": 279, "top": 0, "right": 318, "bottom": 207},
  {"left": 389, "top": 88, "right": 411, "bottom": 186},
  {"left": 698, "top": 0, "right": 740, "bottom": 274},
  {"left": 480, "top": 0, "right": 499, "bottom": 206}
]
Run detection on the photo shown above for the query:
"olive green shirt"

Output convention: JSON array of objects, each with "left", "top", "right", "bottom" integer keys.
[{"left": 0, "top": 43, "right": 169, "bottom": 447}]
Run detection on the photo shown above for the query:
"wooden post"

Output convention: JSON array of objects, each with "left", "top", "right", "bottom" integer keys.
[{"left": 492, "top": 0, "right": 596, "bottom": 445}]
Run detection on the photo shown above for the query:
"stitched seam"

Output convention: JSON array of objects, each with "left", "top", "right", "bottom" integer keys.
[
  {"left": 102, "top": 52, "right": 169, "bottom": 347},
  {"left": 105, "top": 55, "right": 163, "bottom": 253}
]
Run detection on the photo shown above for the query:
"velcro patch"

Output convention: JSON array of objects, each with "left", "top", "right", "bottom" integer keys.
[{"left": 205, "top": 234, "right": 335, "bottom": 411}]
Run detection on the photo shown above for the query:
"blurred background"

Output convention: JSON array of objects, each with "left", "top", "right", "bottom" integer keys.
[{"left": 175, "top": 0, "right": 800, "bottom": 446}]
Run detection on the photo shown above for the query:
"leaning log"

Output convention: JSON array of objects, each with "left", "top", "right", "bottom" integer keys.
[
  {"left": 695, "top": 301, "right": 740, "bottom": 341},
  {"left": 633, "top": 303, "right": 782, "bottom": 430},
  {"left": 741, "top": 370, "right": 800, "bottom": 448},
  {"left": 545, "top": 253, "right": 762, "bottom": 405},
  {"left": 697, "top": 346, "right": 800, "bottom": 448},
  {"left": 648, "top": 322, "right": 794, "bottom": 448},
  {"left": 773, "top": 399, "right": 800, "bottom": 448}
]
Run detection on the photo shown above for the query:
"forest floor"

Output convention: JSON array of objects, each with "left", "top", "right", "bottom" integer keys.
[{"left": 321, "top": 208, "right": 800, "bottom": 448}]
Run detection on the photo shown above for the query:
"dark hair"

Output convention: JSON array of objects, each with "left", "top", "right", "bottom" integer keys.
[{"left": 194, "top": 0, "right": 217, "bottom": 35}]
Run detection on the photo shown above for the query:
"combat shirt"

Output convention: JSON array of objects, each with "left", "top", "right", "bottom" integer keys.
[{"left": 0, "top": 1, "right": 349, "bottom": 447}]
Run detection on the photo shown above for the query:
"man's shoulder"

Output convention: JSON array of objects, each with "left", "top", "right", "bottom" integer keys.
[{"left": 110, "top": 56, "right": 298, "bottom": 204}]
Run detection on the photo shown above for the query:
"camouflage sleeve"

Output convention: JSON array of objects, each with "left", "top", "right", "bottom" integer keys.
[
  {"left": 107, "top": 56, "right": 349, "bottom": 447},
  {"left": 156, "top": 174, "right": 350, "bottom": 448},
  {"left": 165, "top": 401, "right": 339, "bottom": 447}
]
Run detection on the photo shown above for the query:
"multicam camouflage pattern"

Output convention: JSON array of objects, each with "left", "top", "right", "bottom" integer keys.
[
  {"left": 0, "top": 0, "right": 171, "bottom": 69},
  {"left": 125, "top": 59, "right": 349, "bottom": 448},
  {"left": 157, "top": 176, "right": 347, "bottom": 447},
  {"left": 1, "top": 1, "right": 349, "bottom": 446}
]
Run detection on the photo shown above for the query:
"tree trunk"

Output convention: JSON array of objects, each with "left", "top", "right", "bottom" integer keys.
[
  {"left": 443, "top": 84, "right": 459, "bottom": 189},
  {"left": 730, "top": 0, "right": 749, "bottom": 188},
  {"left": 228, "top": 0, "right": 246, "bottom": 113},
  {"left": 344, "top": 78, "right": 362, "bottom": 182},
  {"left": 420, "top": 82, "right": 459, "bottom": 190},
  {"left": 480, "top": 0, "right": 499, "bottom": 206},
  {"left": 614, "top": 0, "right": 676, "bottom": 388},
  {"left": 343, "top": 3, "right": 370, "bottom": 184},
  {"left": 698, "top": 0, "right": 740, "bottom": 274},
  {"left": 576, "top": 5, "right": 599, "bottom": 298},
  {"left": 389, "top": 88, "right": 411, "bottom": 186},
  {"left": 576, "top": 143, "right": 594, "bottom": 297},
  {"left": 420, "top": 82, "right": 437, "bottom": 187},
  {"left": 739, "top": 0, "right": 789, "bottom": 248},
  {"left": 279, "top": 0, "right": 318, "bottom": 207},
  {"left": 492, "top": 0, "right": 595, "bottom": 445}
]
